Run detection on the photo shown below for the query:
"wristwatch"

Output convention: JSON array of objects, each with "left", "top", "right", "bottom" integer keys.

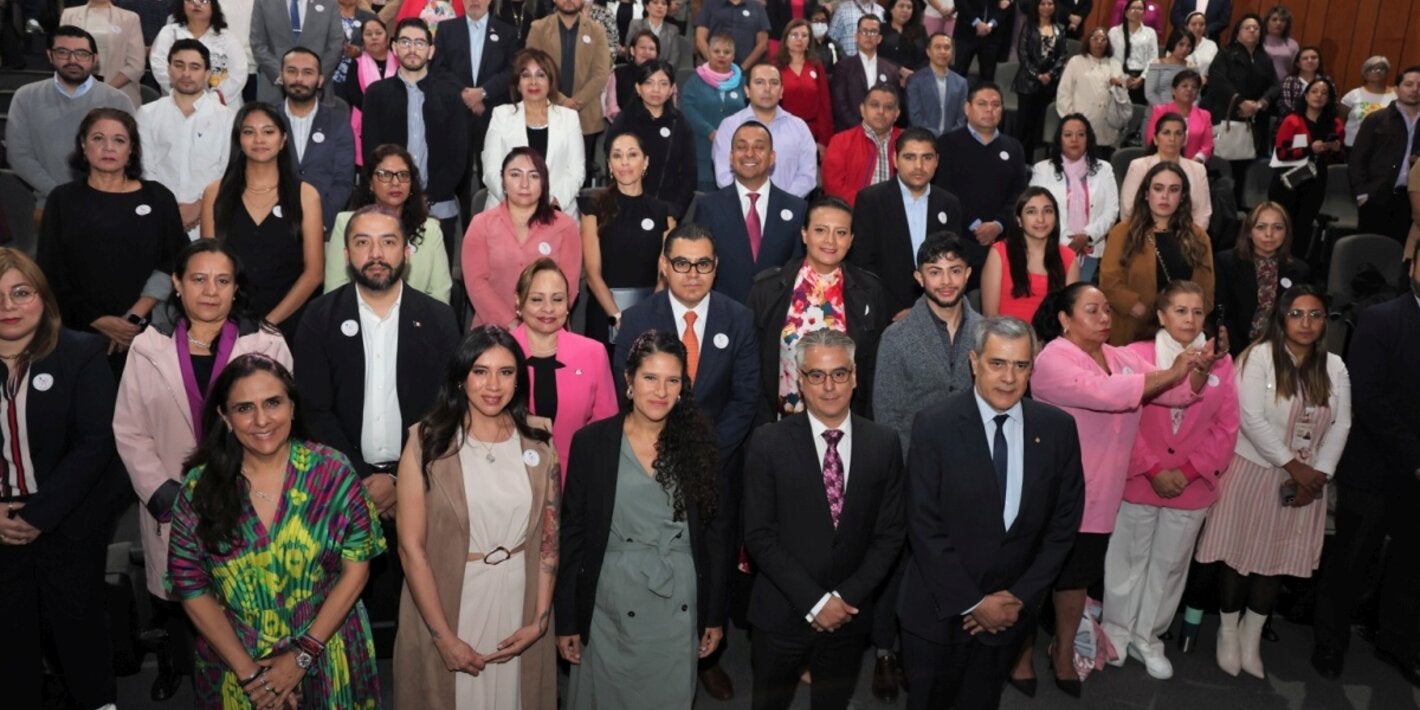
[
  {"left": 125, "top": 312, "right": 150, "bottom": 329},
  {"left": 293, "top": 649, "right": 313, "bottom": 670}
]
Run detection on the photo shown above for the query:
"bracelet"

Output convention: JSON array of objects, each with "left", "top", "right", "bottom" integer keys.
[
  {"left": 295, "top": 633, "right": 327, "bottom": 659},
  {"left": 238, "top": 666, "right": 268, "bottom": 684}
]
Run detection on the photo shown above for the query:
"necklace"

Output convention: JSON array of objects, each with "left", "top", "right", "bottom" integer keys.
[
  {"left": 470, "top": 422, "right": 510, "bottom": 463},
  {"left": 245, "top": 183, "right": 278, "bottom": 194},
  {"left": 187, "top": 334, "right": 212, "bottom": 349},
  {"left": 241, "top": 467, "right": 279, "bottom": 502}
]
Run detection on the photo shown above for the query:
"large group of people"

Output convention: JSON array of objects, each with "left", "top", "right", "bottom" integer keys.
[{"left": 4, "top": 1, "right": 1420, "bottom": 709}]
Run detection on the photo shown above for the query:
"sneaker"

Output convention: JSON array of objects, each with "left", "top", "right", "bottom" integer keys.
[{"left": 1128, "top": 642, "right": 1174, "bottom": 680}]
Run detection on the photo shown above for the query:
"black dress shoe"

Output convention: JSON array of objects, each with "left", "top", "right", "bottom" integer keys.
[
  {"left": 1311, "top": 646, "right": 1344, "bottom": 679},
  {"left": 699, "top": 664, "right": 735, "bottom": 701},
  {"left": 1053, "top": 675, "right": 1082, "bottom": 699},
  {"left": 872, "top": 654, "right": 900, "bottom": 702},
  {"left": 150, "top": 669, "right": 183, "bottom": 702},
  {"left": 1007, "top": 676, "right": 1038, "bottom": 698},
  {"left": 1375, "top": 647, "right": 1420, "bottom": 689}
]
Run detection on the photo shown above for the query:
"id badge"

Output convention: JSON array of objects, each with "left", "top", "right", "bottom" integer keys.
[{"left": 1291, "top": 420, "right": 1314, "bottom": 460}]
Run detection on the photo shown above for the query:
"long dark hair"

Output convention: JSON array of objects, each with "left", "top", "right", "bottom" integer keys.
[
  {"left": 594, "top": 131, "right": 647, "bottom": 239},
  {"left": 185, "top": 355, "right": 308, "bottom": 552},
  {"left": 1031, "top": 281, "right": 1098, "bottom": 343},
  {"left": 214, "top": 103, "right": 304, "bottom": 241},
  {"left": 1006, "top": 187, "right": 1067, "bottom": 299},
  {"left": 1118, "top": 0, "right": 1144, "bottom": 68},
  {"left": 1294, "top": 77, "right": 1339, "bottom": 128},
  {"left": 1120, "top": 162, "right": 1206, "bottom": 269},
  {"left": 162, "top": 239, "right": 257, "bottom": 326},
  {"left": 623, "top": 330, "right": 718, "bottom": 522},
  {"left": 1048, "top": 113, "right": 1101, "bottom": 178},
  {"left": 350, "top": 144, "right": 430, "bottom": 248},
  {"left": 68, "top": 108, "right": 143, "bottom": 179},
  {"left": 417, "top": 326, "right": 552, "bottom": 488},
  {"left": 1239, "top": 284, "right": 1333, "bottom": 404},
  {"left": 171, "top": 0, "right": 229, "bottom": 32}
]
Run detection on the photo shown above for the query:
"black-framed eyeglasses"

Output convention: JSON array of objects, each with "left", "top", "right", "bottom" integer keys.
[
  {"left": 799, "top": 367, "right": 853, "bottom": 385},
  {"left": 668, "top": 257, "right": 716, "bottom": 274},
  {"left": 50, "top": 48, "right": 95, "bottom": 61},
  {"left": 373, "top": 169, "right": 413, "bottom": 184}
]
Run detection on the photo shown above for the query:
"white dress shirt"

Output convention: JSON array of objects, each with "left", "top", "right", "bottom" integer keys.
[
  {"left": 805, "top": 411, "right": 853, "bottom": 622},
  {"left": 138, "top": 92, "right": 236, "bottom": 233},
  {"left": 285, "top": 101, "right": 315, "bottom": 163},
  {"left": 358, "top": 283, "right": 404, "bottom": 464},
  {"left": 974, "top": 391, "right": 1023, "bottom": 530},
  {"left": 668, "top": 293, "right": 710, "bottom": 346},
  {"left": 735, "top": 179, "right": 771, "bottom": 232},
  {"left": 861, "top": 52, "right": 879, "bottom": 87}
]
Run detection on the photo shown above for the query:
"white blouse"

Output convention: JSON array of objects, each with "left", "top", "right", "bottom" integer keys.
[{"left": 1108, "top": 22, "right": 1158, "bottom": 73}]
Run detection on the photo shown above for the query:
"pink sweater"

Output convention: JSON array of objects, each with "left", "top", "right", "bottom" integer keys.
[
  {"left": 1031, "top": 337, "right": 1199, "bottom": 533},
  {"left": 462, "top": 204, "right": 582, "bottom": 328},
  {"left": 1122, "top": 341, "right": 1240, "bottom": 510}
]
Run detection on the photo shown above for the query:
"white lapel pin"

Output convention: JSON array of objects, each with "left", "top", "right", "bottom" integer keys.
[{"left": 341, "top": 319, "right": 359, "bottom": 337}]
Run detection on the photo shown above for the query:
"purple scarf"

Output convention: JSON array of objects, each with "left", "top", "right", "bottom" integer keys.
[{"left": 175, "top": 319, "right": 239, "bottom": 440}]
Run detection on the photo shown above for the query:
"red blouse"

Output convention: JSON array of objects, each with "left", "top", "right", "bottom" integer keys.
[{"left": 778, "top": 60, "right": 834, "bottom": 146}]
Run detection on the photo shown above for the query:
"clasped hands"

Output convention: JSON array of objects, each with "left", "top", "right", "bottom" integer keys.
[
  {"left": 439, "top": 619, "right": 549, "bottom": 676},
  {"left": 962, "top": 590, "right": 1022, "bottom": 636},
  {"left": 811, "top": 595, "right": 858, "bottom": 633}
]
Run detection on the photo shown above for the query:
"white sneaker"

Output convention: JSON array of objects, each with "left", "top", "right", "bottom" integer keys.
[{"left": 1128, "top": 642, "right": 1174, "bottom": 680}]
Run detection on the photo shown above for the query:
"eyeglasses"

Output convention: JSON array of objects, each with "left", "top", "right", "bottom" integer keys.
[
  {"left": 184, "top": 0, "right": 211, "bottom": 5},
  {"left": 668, "top": 257, "right": 715, "bottom": 274},
  {"left": 372, "top": 169, "right": 413, "bottom": 184},
  {"left": 799, "top": 367, "right": 853, "bottom": 385},
  {"left": 857, "top": 28, "right": 880, "bottom": 36},
  {"left": 1286, "top": 309, "right": 1326, "bottom": 322},
  {"left": 394, "top": 37, "right": 430, "bottom": 49},
  {"left": 0, "top": 286, "right": 37, "bottom": 308},
  {"left": 50, "top": 48, "right": 95, "bottom": 61}
]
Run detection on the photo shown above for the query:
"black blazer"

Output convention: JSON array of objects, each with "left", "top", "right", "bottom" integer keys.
[
  {"left": 847, "top": 179, "right": 964, "bottom": 315},
  {"left": 1212, "top": 248, "right": 1311, "bottom": 356},
  {"left": 554, "top": 414, "right": 732, "bottom": 641},
  {"left": 1012, "top": 22, "right": 1068, "bottom": 96},
  {"left": 613, "top": 291, "right": 760, "bottom": 460},
  {"left": 689, "top": 184, "right": 807, "bottom": 304},
  {"left": 742, "top": 413, "right": 905, "bottom": 635},
  {"left": 292, "top": 284, "right": 460, "bottom": 477},
  {"left": 1336, "top": 295, "right": 1420, "bottom": 513},
  {"left": 746, "top": 257, "right": 894, "bottom": 425},
  {"left": 1052, "top": 0, "right": 1092, "bottom": 39},
  {"left": 13, "top": 329, "right": 124, "bottom": 538},
  {"left": 432, "top": 14, "right": 521, "bottom": 106},
  {"left": 897, "top": 392, "right": 1084, "bottom": 646},
  {"left": 1202, "top": 43, "right": 1281, "bottom": 123},
  {"left": 362, "top": 71, "right": 472, "bottom": 204},
  {"left": 282, "top": 101, "right": 355, "bottom": 234},
  {"left": 830, "top": 53, "right": 903, "bottom": 132}
]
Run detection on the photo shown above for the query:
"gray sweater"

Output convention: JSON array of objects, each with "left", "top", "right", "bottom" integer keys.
[
  {"left": 873, "top": 297, "right": 983, "bottom": 456},
  {"left": 5, "top": 77, "right": 134, "bottom": 206}
]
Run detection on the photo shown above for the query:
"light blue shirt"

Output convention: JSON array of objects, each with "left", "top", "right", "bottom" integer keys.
[
  {"left": 973, "top": 391, "right": 1023, "bottom": 531},
  {"left": 899, "top": 177, "right": 929, "bottom": 258},
  {"left": 53, "top": 74, "right": 95, "bottom": 99},
  {"left": 403, "top": 75, "right": 428, "bottom": 187},
  {"left": 466, "top": 15, "right": 487, "bottom": 87},
  {"left": 711, "top": 106, "right": 819, "bottom": 197}
]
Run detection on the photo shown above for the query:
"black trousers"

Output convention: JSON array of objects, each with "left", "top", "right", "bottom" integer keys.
[
  {"left": 362, "top": 517, "right": 403, "bottom": 657},
  {"left": 1015, "top": 90, "right": 1054, "bottom": 162},
  {"left": 871, "top": 552, "right": 907, "bottom": 650},
  {"left": 1358, "top": 188, "right": 1413, "bottom": 243},
  {"left": 1313, "top": 485, "right": 1389, "bottom": 654},
  {"left": 953, "top": 31, "right": 1003, "bottom": 81},
  {"left": 1268, "top": 168, "right": 1328, "bottom": 261},
  {"left": 0, "top": 529, "right": 116, "bottom": 709},
  {"left": 1376, "top": 506, "right": 1420, "bottom": 662},
  {"left": 901, "top": 627, "right": 1017, "bottom": 710},
  {"left": 751, "top": 625, "right": 867, "bottom": 710}
]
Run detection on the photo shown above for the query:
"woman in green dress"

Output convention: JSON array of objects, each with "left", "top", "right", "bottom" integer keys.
[
  {"left": 167, "top": 354, "right": 385, "bottom": 709},
  {"left": 555, "top": 330, "right": 729, "bottom": 708}
]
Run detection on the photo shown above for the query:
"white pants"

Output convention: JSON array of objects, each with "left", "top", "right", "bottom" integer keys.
[{"left": 1101, "top": 501, "right": 1209, "bottom": 655}]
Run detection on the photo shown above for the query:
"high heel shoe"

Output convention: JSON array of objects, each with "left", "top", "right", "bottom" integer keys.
[
  {"left": 1007, "top": 676, "right": 1038, "bottom": 698},
  {"left": 1177, "top": 606, "right": 1203, "bottom": 653},
  {"left": 1048, "top": 641, "right": 1082, "bottom": 698}
]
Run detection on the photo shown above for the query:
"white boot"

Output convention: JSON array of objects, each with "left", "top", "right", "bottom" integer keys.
[
  {"left": 1239, "top": 610, "right": 1267, "bottom": 679},
  {"left": 1215, "top": 611, "right": 1241, "bottom": 676}
]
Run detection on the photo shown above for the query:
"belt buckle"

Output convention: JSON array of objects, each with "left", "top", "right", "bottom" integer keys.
[{"left": 483, "top": 546, "right": 512, "bottom": 565}]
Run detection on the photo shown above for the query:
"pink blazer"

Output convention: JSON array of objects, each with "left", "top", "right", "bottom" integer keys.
[
  {"left": 512, "top": 325, "right": 618, "bottom": 482},
  {"left": 1144, "top": 103, "right": 1215, "bottom": 161},
  {"left": 462, "top": 205, "right": 582, "bottom": 328},
  {"left": 1122, "top": 341, "right": 1240, "bottom": 510},
  {"left": 114, "top": 325, "right": 293, "bottom": 596},
  {"left": 1030, "top": 337, "right": 1199, "bottom": 533}
]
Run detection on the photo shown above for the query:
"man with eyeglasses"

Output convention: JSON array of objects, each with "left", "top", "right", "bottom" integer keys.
[
  {"left": 251, "top": 0, "right": 344, "bottom": 102},
  {"left": 6, "top": 26, "right": 133, "bottom": 218},
  {"left": 830, "top": 15, "right": 901, "bottom": 132},
  {"left": 897, "top": 315, "right": 1084, "bottom": 709},
  {"left": 138, "top": 39, "right": 237, "bottom": 240},
  {"left": 826, "top": 0, "right": 883, "bottom": 58},
  {"left": 294, "top": 204, "right": 461, "bottom": 656},
  {"left": 613, "top": 223, "right": 760, "bottom": 700},
  {"left": 277, "top": 46, "right": 355, "bottom": 235},
  {"left": 740, "top": 326, "right": 904, "bottom": 710},
  {"left": 363, "top": 17, "right": 471, "bottom": 261}
]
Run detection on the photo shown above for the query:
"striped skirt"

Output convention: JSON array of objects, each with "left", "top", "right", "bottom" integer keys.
[{"left": 1194, "top": 454, "right": 1327, "bottom": 578}]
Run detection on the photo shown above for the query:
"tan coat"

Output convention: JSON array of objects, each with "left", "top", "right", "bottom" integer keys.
[
  {"left": 1099, "top": 222, "right": 1214, "bottom": 345},
  {"left": 393, "top": 421, "right": 560, "bottom": 709},
  {"left": 525, "top": 13, "right": 611, "bottom": 135}
]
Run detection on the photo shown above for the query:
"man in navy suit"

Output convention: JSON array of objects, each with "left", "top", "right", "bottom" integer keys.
[
  {"left": 897, "top": 316, "right": 1083, "bottom": 709},
  {"left": 278, "top": 47, "right": 355, "bottom": 236},
  {"left": 689, "top": 120, "right": 807, "bottom": 304},
  {"left": 433, "top": 0, "right": 520, "bottom": 170}
]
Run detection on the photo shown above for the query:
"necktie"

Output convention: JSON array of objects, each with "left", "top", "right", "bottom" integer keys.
[
  {"left": 290, "top": 0, "right": 302, "bottom": 36},
  {"left": 682, "top": 311, "right": 700, "bottom": 383},
  {"left": 992, "top": 414, "right": 1009, "bottom": 503},
  {"left": 822, "top": 429, "right": 845, "bottom": 528},
  {"left": 746, "top": 192, "right": 763, "bottom": 262}
]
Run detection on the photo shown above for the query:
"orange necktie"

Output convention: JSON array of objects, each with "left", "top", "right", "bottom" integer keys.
[{"left": 683, "top": 311, "right": 700, "bottom": 382}]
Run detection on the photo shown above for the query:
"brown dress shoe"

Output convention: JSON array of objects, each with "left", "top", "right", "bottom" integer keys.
[
  {"left": 872, "top": 653, "right": 901, "bottom": 702},
  {"left": 700, "top": 664, "right": 735, "bottom": 701}
]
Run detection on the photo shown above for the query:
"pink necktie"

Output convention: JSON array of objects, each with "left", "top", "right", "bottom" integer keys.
[
  {"left": 746, "top": 192, "right": 763, "bottom": 262},
  {"left": 822, "top": 429, "right": 845, "bottom": 528}
]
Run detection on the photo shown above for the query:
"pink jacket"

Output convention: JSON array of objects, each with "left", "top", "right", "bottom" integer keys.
[
  {"left": 1144, "top": 103, "right": 1215, "bottom": 161},
  {"left": 512, "top": 325, "right": 619, "bottom": 482},
  {"left": 1122, "top": 341, "right": 1240, "bottom": 510},
  {"left": 462, "top": 205, "right": 582, "bottom": 328},
  {"left": 114, "top": 324, "right": 292, "bottom": 597},
  {"left": 1030, "top": 338, "right": 1198, "bottom": 533}
]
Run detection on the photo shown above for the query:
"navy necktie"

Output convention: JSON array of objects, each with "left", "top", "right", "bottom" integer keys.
[
  {"left": 290, "top": 0, "right": 302, "bottom": 37},
  {"left": 992, "top": 414, "right": 1009, "bottom": 502}
]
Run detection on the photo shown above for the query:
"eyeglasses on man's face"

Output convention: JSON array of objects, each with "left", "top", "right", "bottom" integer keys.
[
  {"left": 799, "top": 367, "right": 853, "bottom": 385},
  {"left": 668, "top": 257, "right": 716, "bottom": 274},
  {"left": 50, "top": 48, "right": 95, "bottom": 61}
]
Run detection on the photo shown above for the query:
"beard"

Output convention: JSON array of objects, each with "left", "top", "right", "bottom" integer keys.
[
  {"left": 348, "top": 258, "right": 408, "bottom": 292},
  {"left": 924, "top": 285, "right": 964, "bottom": 310},
  {"left": 281, "top": 82, "right": 318, "bottom": 102}
]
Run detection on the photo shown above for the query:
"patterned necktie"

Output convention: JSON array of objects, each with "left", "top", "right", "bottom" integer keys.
[
  {"left": 993, "top": 414, "right": 1009, "bottom": 503},
  {"left": 746, "top": 192, "right": 763, "bottom": 262},
  {"left": 289, "top": 0, "right": 302, "bottom": 36},
  {"left": 682, "top": 311, "right": 700, "bottom": 383},
  {"left": 822, "top": 429, "right": 845, "bottom": 528}
]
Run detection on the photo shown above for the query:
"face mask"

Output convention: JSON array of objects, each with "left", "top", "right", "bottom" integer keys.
[{"left": 811, "top": 22, "right": 829, "bottom": 39}]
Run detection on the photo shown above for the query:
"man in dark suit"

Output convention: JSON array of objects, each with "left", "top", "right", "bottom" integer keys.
[
  {"left": 614, "top": 223, "right": 760, "bottom": 699},
  {"left": 952, "top": 0, "right": 1009, "bottom": 81},
  {"left": 748, "top": 195, "right": 893, "bottom": 425},
  {"left": 830, "top": 14, "right": 901, "bottom": 132},
  {"left": 433, "top": 0, "right": 520, "bottom": 171},
  {"left": 278, "top": 47, "right": 356, "bottom": 236},
  {"left": 689, "top": 120, "right": 807, "bottom": 304},
  {"left": 849, "top": 127, "right": 964, "bottom": 318},
  {"left": 1348, "top": 65, "right": 1420, "bottom": 242},
  {"left": 743, "top": 328, "right": 905, "bottom": 709},
  {"left": 364, "top": 18, "right": 472, "bottom": 261},
  {"left": 1169, "top": 0, "right": 1231, "bottom": 40},
  {"left": 1312, "top": 253, "right": 1420, "bottom": 685},
  {"left": 293, "top": 205, "right": 461, "bottom": 652},
  {"left": 898, "top": 316, "right": 1084, "bottom": 709}
]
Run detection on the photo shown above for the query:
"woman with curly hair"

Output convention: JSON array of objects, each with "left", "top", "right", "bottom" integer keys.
[
  {"left": 394, "top": 325, "right": 560, "bottom": 708},
  {"left": 555, "top": 330, "right": 727, "bottom": 709}
]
